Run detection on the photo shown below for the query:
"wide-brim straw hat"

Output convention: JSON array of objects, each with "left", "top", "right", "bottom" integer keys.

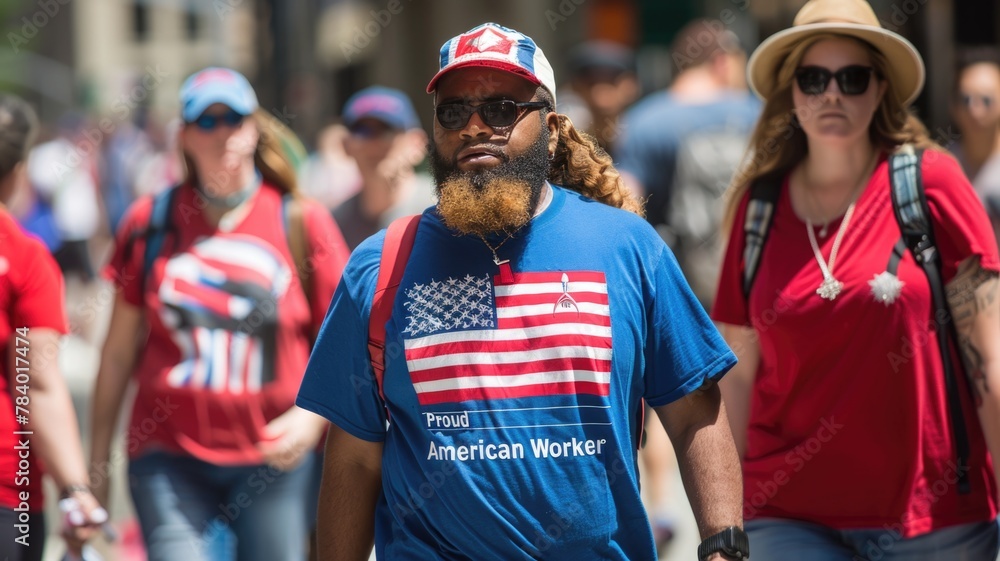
[{"left": 747, "top": 0, "right": 925, "bottom": 106}]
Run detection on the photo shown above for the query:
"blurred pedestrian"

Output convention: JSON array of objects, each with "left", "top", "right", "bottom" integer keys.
[
  {"left": 556, "top": 41, "right": 640, "bottom": 152},
  {"left": 713, "top": 0, "right": 1000, "bottom": 558},
  {"left": 0, "top": 93, "right": 106, "bottom": 561},
  {"left": 617, "top": 19, "right": 760, "bottom": 304},
  {"left": 332, "top": 86, "right": 435, "bottom": 250},
  {"left": 299, "top": 123, "right": 362, "bottom": 212},
  {"left": 26, "top": 113, "right": 103, "bottom": 283},
  {"left": 951, "top": 46, "right": 1000, "bottom": 245},
  {"left": 101, "top": 111, "right": 153, "bottom": 233},
  {"left": 613, "top": 20, "right": 760, "bottom": 555},
  {"left": 89, "top": 67, "right": 349, "bottom": 561},
  {"left": 298, "top": 22, "right": 746, "bottom": 561}
]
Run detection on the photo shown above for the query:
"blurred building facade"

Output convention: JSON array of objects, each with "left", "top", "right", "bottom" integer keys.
[{"left": 1, "top": 0, "right": 997, "bottom": 144}]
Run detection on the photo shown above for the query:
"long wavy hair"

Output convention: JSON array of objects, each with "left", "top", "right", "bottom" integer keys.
[
  {"left": 536, "top": 89, "right": 644, "bottom": 217},
  {"left": 723, "top": 33, "right": 937, "bottom": 231},
  {"left": 182, "top": 108, "right": 302, "bottom": 196}
]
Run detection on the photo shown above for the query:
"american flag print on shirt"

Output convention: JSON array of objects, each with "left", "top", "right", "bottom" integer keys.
[{"left": 402, "top": 271, "right": 612, "bottom": 406}]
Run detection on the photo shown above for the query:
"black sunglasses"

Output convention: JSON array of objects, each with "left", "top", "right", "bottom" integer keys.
[
  {"left": 191, "top": 109, "right": 245, "bottom": 131},
  {"left": 960, "top": 94, "right": 995, "bottom": 110},
  {"left": 435, "top": 100, "right": 549, "bottom": 130},
  {"left": 795, "top": 65, "right": 876, "bottom": 96}
]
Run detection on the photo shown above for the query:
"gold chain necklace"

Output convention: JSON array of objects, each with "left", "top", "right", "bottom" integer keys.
[{"left": 478, "top": 223, "right": 526, "bottom": 266}]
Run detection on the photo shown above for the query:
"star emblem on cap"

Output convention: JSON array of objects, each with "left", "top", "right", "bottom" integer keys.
[{"left": 456, "top": 26, "right": 514, "bottom": 57}]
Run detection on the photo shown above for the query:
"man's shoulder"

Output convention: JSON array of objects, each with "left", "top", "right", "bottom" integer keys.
[
  {"left": 621, "top": 93, "right": 683, "bottom": 135},
  {"left": 554, "top": 186, "right": 660, "bottom": 238},
  {"left": 674, "top": 93, "right": 760, "bottom": 125},
  {"left": 340, "top": 229, "right": 387, "bottom": 296}
]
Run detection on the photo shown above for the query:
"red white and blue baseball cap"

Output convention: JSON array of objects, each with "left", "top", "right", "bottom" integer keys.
[
  {"left": 179, "top": 67, "right": 259, "bottom": 123},
  {"left": 426, "top": 23, "right": 557, "bottom": 105}
]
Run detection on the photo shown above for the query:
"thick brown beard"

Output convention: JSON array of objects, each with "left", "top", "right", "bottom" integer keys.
[{"left": 436, "top": 175, "right": 535, "bottom": 237}]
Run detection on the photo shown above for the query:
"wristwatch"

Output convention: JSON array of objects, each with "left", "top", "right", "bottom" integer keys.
[{"left": 697, "top": 526, "right": 749, "bottom": 561}]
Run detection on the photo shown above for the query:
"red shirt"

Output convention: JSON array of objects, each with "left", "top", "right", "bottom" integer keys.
[
  {"left": 105, "top": 183, "right": 348, "bottom": 465},
  {"left": 713, "top": 151, "right": 999, "bottom": 537},
  {"left": 0, "top": 210, "right": 68, "bottom": 510}
]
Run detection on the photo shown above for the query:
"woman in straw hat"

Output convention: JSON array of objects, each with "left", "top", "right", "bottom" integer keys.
[{"left": 712, "top": 0, "right": 1000, "bottom": 557}]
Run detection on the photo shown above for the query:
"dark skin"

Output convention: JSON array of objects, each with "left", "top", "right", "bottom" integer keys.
[
  {"left": 316, "top": 66, "right": 742, "bottom": 561},
  {"left": 432, "top": 67, "right": 560, "bottom": 172},
  {"left": 316, "top": 68, "right": 563, "bottom": 561}
]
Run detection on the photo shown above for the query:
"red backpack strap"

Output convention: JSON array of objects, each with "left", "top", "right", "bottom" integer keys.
[{"left": 368, "top": 215, "right": 422, "bottom": 407}]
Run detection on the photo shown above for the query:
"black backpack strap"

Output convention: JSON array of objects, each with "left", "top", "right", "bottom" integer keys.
[
  {"left": 889, "top": 145, "right": 971, "bottom": 495},
  {"left": 742, "top": 177, "right": 782, "bottom": 300},
  {"left": 141, "top": 185, "right": 181, "bottom": 290}
]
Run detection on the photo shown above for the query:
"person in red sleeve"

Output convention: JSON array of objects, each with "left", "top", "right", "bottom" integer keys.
[
  {"left": 712, "top": 0, "right": 1000, "bottom": 558},
  {"left": 0, "top": 94, "right": 105, "bottom": 561},
  {"left": 89, "top": 67, "right": 349, "bottom": 561}
]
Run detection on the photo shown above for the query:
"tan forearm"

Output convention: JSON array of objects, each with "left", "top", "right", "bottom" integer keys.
[
  {"left": 976, "top": 365, "right": 1000, "bottom": 495},
  {"left": 89, "top": 361, "right": 131, "bottom": 470},
  {"left": 19, "top": 330, "right": 90, "bottom": 490},
  {"left": 89, "top": 294, "right": 142, "bottom": 492},
  {"left": 656, "top": 385, "right": 744, "bottom": 539},
  {"left": 317, "top": 425, "right": 383, "bottom": 561},
  {"left": 29, "top": 386, "right": 90, "bottom": 489}
]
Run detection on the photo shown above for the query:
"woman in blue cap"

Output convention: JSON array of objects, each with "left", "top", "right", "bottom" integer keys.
[{"left": 90, "top": 67, "right": 349, "bottom": 561}]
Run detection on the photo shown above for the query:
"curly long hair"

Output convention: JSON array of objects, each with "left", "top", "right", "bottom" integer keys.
[
  {"left": 537, "top": 89, "right": 644, "bottom": 217},
  {"left": 723, "top": 33, "right": 937, "bottom": 231}
]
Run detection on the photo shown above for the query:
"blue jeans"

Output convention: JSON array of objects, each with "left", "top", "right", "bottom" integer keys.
[
  {"left": 128, "top": 451, "right": 315, "bottom": 561},
  {"left": 747, "top": 518, "right": 999, "bottom": 560}
]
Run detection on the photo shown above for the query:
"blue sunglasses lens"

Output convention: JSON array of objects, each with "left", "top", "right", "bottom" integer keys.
[{"left": 193, "top": 110, "right": 244, "bottom": 130}]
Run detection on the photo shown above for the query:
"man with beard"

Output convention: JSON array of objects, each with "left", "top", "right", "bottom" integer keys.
[{"left": 297, "top": 23, "right": 746, "bottom": 561}]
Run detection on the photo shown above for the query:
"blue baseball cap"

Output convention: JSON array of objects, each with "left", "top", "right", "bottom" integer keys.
[
  {"left": 179, "top": 67, "right": 259, "bottom": 123},
  {"left": 342, "top": 86, "right": 421, "bottom": 131},
  {"left": 427, "top": 23, "right": 556, "bottom": 105}
]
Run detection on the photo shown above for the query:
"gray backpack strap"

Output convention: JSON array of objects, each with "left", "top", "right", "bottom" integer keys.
[
  {"left": 888, "top": 144, "right": 971, "bottom": 495},
  {"left": 742, "top": 177, "right": 782, "bottom": 299}
]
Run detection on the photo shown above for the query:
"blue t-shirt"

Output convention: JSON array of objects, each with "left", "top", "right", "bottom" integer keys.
[
  {"left": 615, "top": 91, "right": 761, "bottom": 228},
  {"left": 297, "top": 185, "right": 736, "bottom": 560}
]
